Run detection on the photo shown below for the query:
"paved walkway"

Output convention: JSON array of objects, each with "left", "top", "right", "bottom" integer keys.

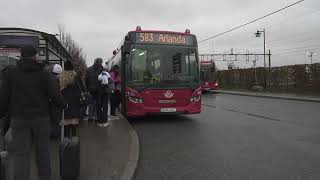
[
  {"left": 30, "top": 114, "right": 135, "bottom": 180},
  {"left": 210, "top": 89, "right": 320, "bottom": 103}
]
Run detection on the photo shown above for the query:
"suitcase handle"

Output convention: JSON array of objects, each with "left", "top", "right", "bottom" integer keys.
[
  {"left": 61, "top": 110, "right": 65, "bottom": 143},
  {"left": 0, "top": 134, "right": 4, "bottom": 151}
]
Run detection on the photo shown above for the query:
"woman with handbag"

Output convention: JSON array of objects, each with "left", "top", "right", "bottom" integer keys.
[{"left": 58, "top": 61, "right": 85, "bottom": 136}]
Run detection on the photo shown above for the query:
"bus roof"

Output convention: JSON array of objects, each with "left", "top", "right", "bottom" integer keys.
[{"left": 0, "top": 27, "right": 73, "bottom": 62}]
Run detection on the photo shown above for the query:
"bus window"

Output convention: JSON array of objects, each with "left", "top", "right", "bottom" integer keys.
[
  {"left": 131, "top": 49, "right": 147, "bottom": 82},
  {"left": 128, "top": 45, "right": 199, "bottom": 88}
]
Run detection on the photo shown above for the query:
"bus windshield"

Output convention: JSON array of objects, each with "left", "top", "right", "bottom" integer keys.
[{"left": 127, "top": 44, "right": 199, "bottom": 88}]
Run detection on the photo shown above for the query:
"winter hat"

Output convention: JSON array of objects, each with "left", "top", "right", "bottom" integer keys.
[
  {"left": 64, "top": 61, "right": 74, "bottom": 71},
  {"left": 94, "top": 58, "right": 103, "bottom": 65},
  {"left": 52, "top": 64, "right": 63, "bottom": 74},
  {"left": 21, "top": 46, "right": 37, "bottom": 58}
]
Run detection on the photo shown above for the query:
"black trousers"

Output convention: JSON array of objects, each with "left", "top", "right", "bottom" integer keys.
[
  {"left": 111, "top": 91, "right": 121, "bottom": 116},
  {"left": 64, "top": 125, "right": 77, "bottom": 137},
  {"left": 11, "top": 117, "right": 51, "bottom": 180},
  {"left": 97, "top": 93, "right": 109, "bottom": 124}
]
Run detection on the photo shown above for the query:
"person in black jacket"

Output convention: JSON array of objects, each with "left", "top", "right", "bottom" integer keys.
[
  {"left": 59, "top": 61, "right": 85, "bottom": 136},
  {"left": 85, "top": 58, "right": 104, "bottom": 123},
  {"left": 0, "top": 46, "right": 66, "bottom": 180}
]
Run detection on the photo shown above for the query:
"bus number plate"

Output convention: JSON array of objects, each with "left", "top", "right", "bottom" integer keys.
[{"left": 160, "top": 108, "right": 177, "bottom": 113}]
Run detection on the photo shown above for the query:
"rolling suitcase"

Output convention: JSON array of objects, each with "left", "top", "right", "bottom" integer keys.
[{"left": 59, "top": 110, "right": 80, "bottom": 180}]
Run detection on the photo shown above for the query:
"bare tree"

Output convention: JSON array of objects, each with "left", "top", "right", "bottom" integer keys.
[{"left": 58, "top": 24, "right": 87, "bottom": 78}]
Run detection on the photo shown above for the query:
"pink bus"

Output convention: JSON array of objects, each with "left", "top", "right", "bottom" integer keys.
[{"left": 107, "top": 27, "right": 202, "bottom": 117}]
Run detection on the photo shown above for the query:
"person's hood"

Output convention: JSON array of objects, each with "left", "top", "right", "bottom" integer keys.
[
  {"left": 58, "top": 70, "right": 77, "bottom": 90},
  {"left": 17, "top": 58, "right": 45, "bottom": 72}
]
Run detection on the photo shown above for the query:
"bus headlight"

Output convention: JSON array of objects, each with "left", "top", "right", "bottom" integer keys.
[
  {"left": 190, "top": 96, "right": 201, "bottom": 103},
  {"left": 129, "top": 97, "right": 144, "bottom": 104}
]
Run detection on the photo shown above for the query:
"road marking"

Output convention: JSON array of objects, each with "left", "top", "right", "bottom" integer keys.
[{"left": 202, "top": 103, "right": 281, "bottom": 122}]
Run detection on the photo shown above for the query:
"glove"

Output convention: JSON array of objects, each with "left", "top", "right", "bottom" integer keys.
[{"left": 64, "top": 104, "right": 69, "bottom": 109}]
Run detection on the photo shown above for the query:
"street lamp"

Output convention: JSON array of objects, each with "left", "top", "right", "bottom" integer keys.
[
  {"left": 308, "top": 52, "right": 316, "bottom": 64},
  {"left": 255, "top": 28, "right": 267, "bottom": 88}
]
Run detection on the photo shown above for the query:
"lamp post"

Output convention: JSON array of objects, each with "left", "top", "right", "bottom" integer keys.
[
  {"left": 255, "top": 28, "right": 267, "bottom": 88},
  {"left": 308, "top": 52, "right": 316, "bottom": 64}
]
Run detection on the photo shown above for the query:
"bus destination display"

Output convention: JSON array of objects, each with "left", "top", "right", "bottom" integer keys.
[{"left": 136, "top": 33, "right": 193, "bottom": 46}]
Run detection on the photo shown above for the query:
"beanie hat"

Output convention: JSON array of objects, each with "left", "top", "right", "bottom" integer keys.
[
  {"left": 52, "top": 64, "right": 63, "bottom": 74},
  {"left": 94, "top": 58, "right": 103, "bottom": 65},
  {"left": 64, "top": 61, "right": 74, "bottom": 71},
  {"left": 21, "top": 46, "right": 37, "bottom": 58}
]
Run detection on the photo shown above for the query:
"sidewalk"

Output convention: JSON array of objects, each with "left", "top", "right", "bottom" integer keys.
[
  {"left": 30, "top": 113, "right": 139, "bottom": 180},
  {"left": 211, "top": 89, "right": 320, "bottom": 103}
]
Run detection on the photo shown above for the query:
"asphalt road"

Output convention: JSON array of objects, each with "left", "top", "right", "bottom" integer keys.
[{"left": 131, "top": 93, "right": 320, "bottom": 180}]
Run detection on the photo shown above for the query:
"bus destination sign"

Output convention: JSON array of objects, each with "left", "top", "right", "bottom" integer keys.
[{"left": 136, "top": 33, "right": 194, "bottom": 46}]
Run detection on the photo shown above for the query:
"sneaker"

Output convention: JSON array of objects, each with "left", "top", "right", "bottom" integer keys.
[
  {"left": 97, "top": 123, "right": 104, "bottom": 127},
  {"left": 103, "top": 122, "right": 110, "bottom": 127},
  {"left": 108, "top": 116, "right": 119, "bottom": 121}
]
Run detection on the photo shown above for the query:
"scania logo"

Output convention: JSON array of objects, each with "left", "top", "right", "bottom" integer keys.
[{"left": 164, "top": 90, "right": 174, "bottom": 99}]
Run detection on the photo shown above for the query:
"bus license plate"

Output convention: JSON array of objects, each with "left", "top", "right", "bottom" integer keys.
[{"left": 160, "top": 108, "right": 176, "bottom": 113}]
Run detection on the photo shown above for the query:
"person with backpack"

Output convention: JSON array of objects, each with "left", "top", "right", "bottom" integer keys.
[
  {"left": 59, "top": 61, "right": 85, "bottom": 136},
  {"left": 96, "top": 70, "right": 113, "bottom": 127},
  {"left": 0, "top": 46, "right": 66, "bottom": 180}
]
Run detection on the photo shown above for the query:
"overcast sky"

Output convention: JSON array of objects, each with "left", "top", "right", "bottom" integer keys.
[{"left": 1, "top": 0, "right": 319, "bottom": 69}]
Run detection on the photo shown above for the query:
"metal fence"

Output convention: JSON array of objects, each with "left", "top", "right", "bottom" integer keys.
[{"left": 217, "top": 63, "right": 320, "bottom": 92}]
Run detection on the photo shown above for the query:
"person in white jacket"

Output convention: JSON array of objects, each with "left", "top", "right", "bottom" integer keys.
[{"left": 96, "top": 70, "right": 112, "bottom": 127}]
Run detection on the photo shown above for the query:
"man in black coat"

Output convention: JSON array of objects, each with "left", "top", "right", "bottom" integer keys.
[
  {"left": 0, "top": 46, "right": 66, "bottom": 180},
  {"left": 85, "top": 58, "right": 104, "bottom": 122}
]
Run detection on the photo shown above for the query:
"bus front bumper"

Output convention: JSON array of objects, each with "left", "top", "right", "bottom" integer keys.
[{"left": 126, "top": 101, "right": 201, "bottom": 117}]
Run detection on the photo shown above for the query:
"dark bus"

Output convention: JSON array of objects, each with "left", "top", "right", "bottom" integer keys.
[
  {"left": 200, "top": 60, "right": 219, "bottom": 91},
  {"left": 0, "top": 28, "right": 72, "bottom": 71},
  {"left": 107, "top": 26, "right": 202, "bottom": 117}
]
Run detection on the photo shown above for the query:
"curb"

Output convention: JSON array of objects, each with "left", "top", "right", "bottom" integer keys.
[
  {"left": 119, "top": 114, "right": 140, "bottom": 180},
  {"left": 211, "top": 90, "right": 320, "bottom": 103}
]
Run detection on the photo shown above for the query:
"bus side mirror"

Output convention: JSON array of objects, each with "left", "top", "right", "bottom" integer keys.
[{"left": 123, "top": 41, "right": 131, "bottom": 55}]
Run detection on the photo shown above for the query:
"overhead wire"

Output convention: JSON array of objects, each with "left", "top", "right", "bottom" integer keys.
[
  {"left": 199, "top": 3, "right": 320, "bottom": 53},
  {"left": 198, "top": 0, "right": 305, "bottom": 43}
]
